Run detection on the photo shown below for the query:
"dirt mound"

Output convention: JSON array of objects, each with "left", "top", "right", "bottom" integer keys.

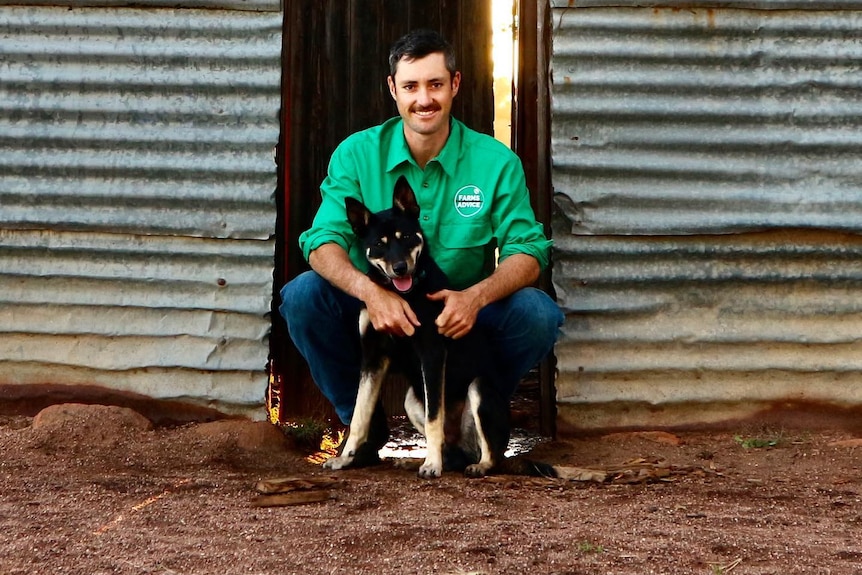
[
  {"left": 187, "top": 419, "right": 290, "bottom": 453},
  {"left": 168, "top": 419, "right": 296, "bottom": 468},
  {"left": 22, "top": 404, "right": 298, "bottom": 472},
  {"left": 29, "top": 403, "right": 153, "bottom": 453}
]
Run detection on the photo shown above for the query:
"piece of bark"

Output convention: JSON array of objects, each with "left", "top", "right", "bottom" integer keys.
[
  {"left": 553, "top": 466, "right": 609, "bottom": 483},
  {"left": 252, "top": 491, "right": 333, "bottom": 507},
  {"left": 254, "top": 476, "right": 340, "bottom": 495}
]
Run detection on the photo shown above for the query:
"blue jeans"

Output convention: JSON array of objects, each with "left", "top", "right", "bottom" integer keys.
[{"left": 279, "top": 271, "right": 564, "bottom": 424}]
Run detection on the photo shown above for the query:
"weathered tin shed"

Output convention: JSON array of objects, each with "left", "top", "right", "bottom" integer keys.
[
  {"left": 0, "top": 0, "right": 282, "bottom": 420},
  {"left": 549, "top": 0, "right": 862, "bottom": 431}
]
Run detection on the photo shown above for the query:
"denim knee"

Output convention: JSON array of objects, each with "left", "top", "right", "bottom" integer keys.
[
  {"left": 503, "top": 287, "right": 564, "bottom": 345},
  {"left": 279, "top": 271, "right": 324, "bottom": 323},
  {"left": 277, "top": 271, "right": 363, "bottom": 424},
  {"left": 477, "top": 288, "right": 564, "bottom": 397},
  {"left": 280, "top": 271, "right": 361, "bottom": 326}
]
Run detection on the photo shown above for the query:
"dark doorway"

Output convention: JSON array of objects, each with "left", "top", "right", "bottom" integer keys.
[{"left": 269, "top": 0, "right": 554, "bottom": 436}]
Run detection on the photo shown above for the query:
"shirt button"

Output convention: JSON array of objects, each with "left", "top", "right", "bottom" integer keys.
[
  {"left": 422, "top": 182, "right": 429, "bottom": 188},
  {"left": 423, "top": 216, "right": 430, "bottom": 221}
]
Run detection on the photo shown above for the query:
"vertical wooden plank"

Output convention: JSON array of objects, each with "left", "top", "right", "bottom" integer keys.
[
  {"left": 323, "top": 0, "right": 351, "bottom": 149},
  {"left": 350, "top": 0, "right": 390, "bottom": 131},
  {"left": 380, "top": 0, "right": 409, "bottom": 120},
  {"left": 455, "top": 0, "right": 493, "bottom": 135},
  {"left": 407, "top": 0, "right": 442, "bottom": 32},
  {"left": 446, "top": 0, "right": 468, "bottom": 126},
  {"left": 515, "top": 0, "right": 556, "bottom": 438},
  {"left": 381, "top": 0, "right": 410, "bottom": 50}
]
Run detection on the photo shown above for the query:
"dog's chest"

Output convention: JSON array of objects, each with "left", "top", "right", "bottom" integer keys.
[{"left": 407, "top": 294, "right": 444, "bottom": 327}]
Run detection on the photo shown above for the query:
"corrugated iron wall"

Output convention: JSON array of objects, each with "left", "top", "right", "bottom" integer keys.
[
  {"left": 550, "top": 3, "right": 862, "bottom": 431},
  {"left": 0, "top": 5, "right": 281, "bottom": 418}
]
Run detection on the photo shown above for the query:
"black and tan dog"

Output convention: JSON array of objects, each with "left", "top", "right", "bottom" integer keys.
[{"left": 322, "top": 176, "right": 514, "bottom": 479}]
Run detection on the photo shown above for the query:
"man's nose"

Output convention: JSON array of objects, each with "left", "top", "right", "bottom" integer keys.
[{"left": 416, "top": 86, "right": 433, "bottom": 107}]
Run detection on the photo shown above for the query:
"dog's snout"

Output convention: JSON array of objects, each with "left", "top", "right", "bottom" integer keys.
[{"left": 392, "top": 261, "right": 409, "bottom": 276}]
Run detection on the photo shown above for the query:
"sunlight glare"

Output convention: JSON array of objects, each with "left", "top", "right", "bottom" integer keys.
[{"left": 492, "top": 0, "right": 517, "bottom": 147}]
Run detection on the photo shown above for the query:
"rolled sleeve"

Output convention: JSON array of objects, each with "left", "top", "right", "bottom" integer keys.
[
  {"left": 492, "top": 157, "right": 552, "bottom": 271},
  {"left": 297, "top": 141, "right": 362, "bottom": 264},
  {"left": 499, "top": 236, "right": 553, "bottom": 270}
]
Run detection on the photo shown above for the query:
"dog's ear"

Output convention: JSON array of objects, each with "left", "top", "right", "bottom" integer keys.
[
  {"left": 345, "top": 197, "right": 372, "bottom": 237},
  {"left": 392, "top": 176, "right": 420, "bottom": 219}
]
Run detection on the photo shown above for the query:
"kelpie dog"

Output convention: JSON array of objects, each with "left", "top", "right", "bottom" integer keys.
[{"left": 322, "top": 176, "right": 512, "bottom": 479}]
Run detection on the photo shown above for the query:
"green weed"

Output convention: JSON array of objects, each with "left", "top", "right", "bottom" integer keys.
[
  {"left": 733, "top": 426, "right": 788, "bottom": 449},
  {"left": 734, "top": 434, "right": 779, "bottom": 449},
  {"left": 283, "top": 418, "right": 330, "bottom": 451},
  {"left": 577, "top": 541, "right": 604, "bottom": 554}
]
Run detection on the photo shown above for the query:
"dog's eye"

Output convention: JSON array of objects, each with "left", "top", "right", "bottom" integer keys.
[{"left": 373, "top": 239, "right": 386, "bottom": 249}]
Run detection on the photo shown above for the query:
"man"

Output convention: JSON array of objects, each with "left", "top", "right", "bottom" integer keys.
[{"left": 279, "top": 29, "right": 563, "bottom": 458}]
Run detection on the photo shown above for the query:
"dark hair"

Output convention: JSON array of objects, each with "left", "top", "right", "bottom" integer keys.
[{"left": 388, "top": 29, "right": 457, "bottom": 78}]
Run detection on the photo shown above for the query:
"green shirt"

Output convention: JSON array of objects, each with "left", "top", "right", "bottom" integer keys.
[{"left": 299, "top": 117, "right": 552, "bottom": 291}]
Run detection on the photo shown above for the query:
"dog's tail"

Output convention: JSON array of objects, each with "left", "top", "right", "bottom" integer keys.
[{"left": 497, "top": 455, "right": 559, "bottom": 478}]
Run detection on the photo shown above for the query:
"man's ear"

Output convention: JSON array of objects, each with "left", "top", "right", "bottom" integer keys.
[
  {"left": 451, "top": 71, "right": 461, "bottom": 98},
  {"left": 345, "top": 197, "right": 371, "bottom": 237},
  {"left": 387, "top": 75, "right": 397, "bottom": 100},
  {"left": 392, "top": 176, "right": 420, "bottom": 219}
]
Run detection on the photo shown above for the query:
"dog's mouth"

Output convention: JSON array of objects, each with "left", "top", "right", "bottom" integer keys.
[{"left": 390, "top": 275, "right": 414, "bottom": 293}]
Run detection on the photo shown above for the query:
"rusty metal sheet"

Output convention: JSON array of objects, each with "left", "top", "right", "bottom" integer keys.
[
  {"left": 549, "top": 5, "right": 862, "bottom": 430},
  {"left": 0, "top": 6, "right": 281, "bottom": 418},
  {"left": 1, "top": 0, "right": 280, "bottom": 11},
  {"left": 553, "top": 231, "right": 862, "bottom": 430},
  {"left": 551, "top": 7, "right": 862, "bottom": 236}
]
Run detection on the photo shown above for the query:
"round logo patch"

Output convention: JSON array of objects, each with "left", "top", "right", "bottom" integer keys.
[{"left": 453, "top": 185, "right": 485, "bottom": 218}]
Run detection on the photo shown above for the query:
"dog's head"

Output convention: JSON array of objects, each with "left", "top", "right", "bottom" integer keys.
[{"left": 346, "top": 176, "right": 424, "bottom": 293}]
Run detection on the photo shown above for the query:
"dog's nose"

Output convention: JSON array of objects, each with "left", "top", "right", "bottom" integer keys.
[{"left": 392, "top": 261, "right": 408, "bottom": 276}]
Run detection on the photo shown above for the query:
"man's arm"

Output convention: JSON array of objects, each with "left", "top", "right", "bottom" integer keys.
[
  {"left": 428, "top": 253, "right": 539, "bottom": 339},
  {"left": 309, "top": 243, "right": 420, "bottom": 336}
]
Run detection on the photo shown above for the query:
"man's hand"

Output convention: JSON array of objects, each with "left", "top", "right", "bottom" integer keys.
[
  {"left": 426, "top": 254, "right": 541, "bottom": 340},
  {"left": 364, "top": 284, "right": 420, "bottom": 336},
  {"left": 427, "top": 289, "right": 482, "bottom": 340}
]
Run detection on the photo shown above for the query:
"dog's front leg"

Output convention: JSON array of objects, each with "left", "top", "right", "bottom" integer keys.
[
  {"left": 417, "top": 347, "right": 446, "bottom": 479},
  {"left": 464, "top": 379, "right": 496, "bottom": 477},
  {"left": 323, "top": 368, "right": 386, "bottom": 470},
  {"left": 403, "top": 386, "right": 426, "bottom": 435},
  {"left": 324, "top": 310, "right": 388, "bottom": 471}
]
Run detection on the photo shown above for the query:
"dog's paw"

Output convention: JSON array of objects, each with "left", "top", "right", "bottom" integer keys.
[
  {"left": 464, "top": 462, "right": 494, "bottom": 478},
  {"left": 322, "top": 455, "right": 354, "bottom": 470},
  {"left": 417, "top": 461, "right": 443, "bottom": 479}
]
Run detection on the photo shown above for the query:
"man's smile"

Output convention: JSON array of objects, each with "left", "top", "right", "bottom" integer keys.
[{"left": 412, "top": 107, "right": 440, "bottom": 117}]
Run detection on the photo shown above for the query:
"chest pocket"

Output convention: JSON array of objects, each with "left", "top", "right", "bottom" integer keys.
[
  {"left": 435, "top": 222, "right": 495, "bottom": 288},
  {"left": 438, "top": 222, "right": 492, "bottom": 249}
]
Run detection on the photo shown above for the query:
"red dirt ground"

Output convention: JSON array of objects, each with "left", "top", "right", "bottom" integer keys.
[{"left": 1, "top": 403, "right": 861, "bottom": 575}]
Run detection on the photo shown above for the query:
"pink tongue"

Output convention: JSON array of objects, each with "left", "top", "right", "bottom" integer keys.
[{"left": 392, "top": 276, "right": 413, "bottom": 293}]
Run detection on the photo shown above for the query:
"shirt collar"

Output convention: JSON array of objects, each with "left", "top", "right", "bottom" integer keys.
[{"left": 385, "top": 117, "right": 463, "bottom": 176}]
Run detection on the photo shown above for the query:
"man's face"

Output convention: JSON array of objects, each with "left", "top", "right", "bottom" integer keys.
[{"left": 387, "top": 52, "right": 461, "bottom": 139}]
